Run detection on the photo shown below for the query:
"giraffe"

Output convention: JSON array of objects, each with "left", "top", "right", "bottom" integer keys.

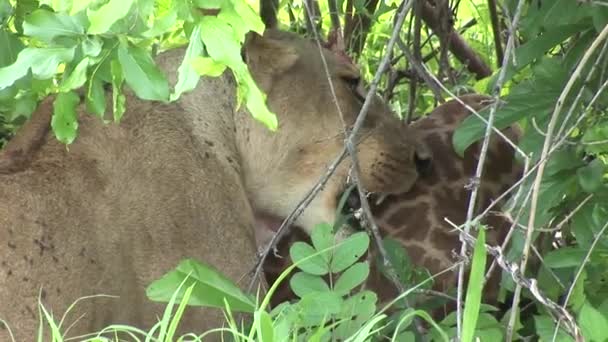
[{"left": 259, "top": 94, "right": 523, "bottom": 313}]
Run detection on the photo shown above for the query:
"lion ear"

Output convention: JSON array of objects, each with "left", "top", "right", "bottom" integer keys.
[{"left": 243, "top": 30, "right": 299, "bottom": 76}]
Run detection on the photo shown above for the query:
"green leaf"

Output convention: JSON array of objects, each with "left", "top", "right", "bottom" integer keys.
[
  {"left": 51, "top": 91, "right": 80, "bottom": 144},
  {"left": 330, "top": 232, "right": 370, "bottom": 273},
  {"left": 335, "top": 290, "right": 377, "bottom": 339},
  {"left": 290, "top": 242, "right": 329, "bottom": 275},
  {"left": 462, "top": 228, "right": 487, "bottom": 342},
  {"left": 379, "top": 237, "right": 413, "bottom": 285},
  {"left": 0, "top": 30, "right": 24, "bottom": 68},
  {"left": 310, "top": 222, "right": 334, "bottom": 264},
  {"left": 0, "top": 0, "right": 11, "bottom": 25},
  {"left": 146, "top": 258, "right": 256, "bottom": 313},
  {"left": 200, "top": 17, "right": 242, "bottom": 67},
  {"left": 70, "top": 0, "right": 95, "bottom": 15},
  {"left": 110, "top": 59, "right": 125, "bottom": 122},
  {"left": 577, "top": 159, "right": 606, "bottom": 193},
  {"left": 199, "top": 17, "right": 277, "bottom": 131},
  {"left": 297, "top": 291, "right": 343, "bottom": 325},
  {"left": 23, "top": 9, "right": 85, "bottom": 43},
  {"left": 171, "top": 25, "right": 204, "bottom": 101},
  {"left": 289, "top": 272, "right": 329, "bottom": 298},
  {"left": 81, "top": 37, "right": 102, "bottom": 58},
  {"left": 141, "top": 5, "right": 178, "bottom": 38},
  {"left": 455, "top": 58, "right": 567, "bottom": 157},
  {"left": 0, "top": 47, "right": 75, "bottom": 90},
  {"left": 85, "top": 76, "right": 105, "bottom": 118},
  {"left": 191, "top": 57, "right": 227, "bottom": 78},
  {"left": 230, "top": 0, "right": 265, "bottom": 36},
  {"left": 534, "top": 315, "right": 574, "bottom": 342},
  {"left": 544, "top": 247, "right": 588, "bottom": 268},
  {"left": 241, "top": 72, "right": 278, "bottom": 131},
  {"left": 254, "top": 310, "right": 274, "bottom": 342},
  {"left": 117, "top": 43, "right": 169, "bottom": 102},
  {"left": 579, "top": 301, "right": 608, "bottom": 342},
  {"left": 59, "top": 57, "right": 90, "bottom": 92},
  {"left": 333, "top": 262, "right": 369, "bottom": 296},
  {"left": 87, "top": 0, "right": 134, "bottom": 34},
  {"left": 582, "top": 124, "right": 608, "bottom": 154},
  {"left": 485, "top": 23, "right": 587, "bottom": 91}
]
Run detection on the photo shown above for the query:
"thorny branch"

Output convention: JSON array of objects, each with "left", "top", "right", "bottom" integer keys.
[{"left": 444, "top": 218, "right": 583, "bottom": 339}]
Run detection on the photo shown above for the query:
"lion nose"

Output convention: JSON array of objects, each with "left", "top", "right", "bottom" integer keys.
[{"left": 414, "top": 150, "right": 432, "bottom": 177}]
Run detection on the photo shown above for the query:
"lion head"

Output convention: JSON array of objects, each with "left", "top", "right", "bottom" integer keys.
[{"left": 237, "top": 29, "right": 432, "bottom": 235}]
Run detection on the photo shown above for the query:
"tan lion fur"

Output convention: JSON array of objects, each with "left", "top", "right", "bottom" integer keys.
[{"left": 0, "top": 29, "right": 424, "bottom": 340}]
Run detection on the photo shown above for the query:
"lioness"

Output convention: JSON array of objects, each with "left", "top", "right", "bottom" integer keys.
[{"left": 0, "top": 29, "right": 429, "bottom": 340}]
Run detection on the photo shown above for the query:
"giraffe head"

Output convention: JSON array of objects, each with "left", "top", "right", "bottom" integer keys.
[
  {"left": 260, "top": 94, "right": 523, "bottom": 316},
  {"left": 367, "top": 93, "right": 522, "bottom": 310}
]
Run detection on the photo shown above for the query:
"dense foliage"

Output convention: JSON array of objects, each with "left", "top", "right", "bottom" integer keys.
[{"left": 1, "top": 0, "right": 608, "bottom": 341}]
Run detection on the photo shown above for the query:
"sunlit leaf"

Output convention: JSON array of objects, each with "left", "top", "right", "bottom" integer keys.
[
  {"left": 117, "top": 43, "right": 169, "bottom": 102},
  {"left": 51, "top": 91, "right": 80, "bottom": 144},
  {"left": 87, "top": 0, "right": 134, "bottom": 34},
  {"left": 146, "top": 258, "right": 256, "bottom": 313}
]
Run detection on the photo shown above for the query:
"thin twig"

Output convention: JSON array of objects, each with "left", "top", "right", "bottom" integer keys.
[
  {"left": 395, "top": 37, "right": 444, "bottom": 102},
  {"left": 455, "top": 0, "right": 526, "bottom": 336}
]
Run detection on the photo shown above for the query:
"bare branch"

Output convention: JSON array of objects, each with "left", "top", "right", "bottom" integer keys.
[
  {"left": 456, "top": 0, "right": 526, "bottom": 338},
  {"left": 487, "top": 0, "right": 504, "bottom": 66}
]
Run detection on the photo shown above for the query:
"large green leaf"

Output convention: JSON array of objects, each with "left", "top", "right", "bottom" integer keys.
[
  {"left": 87, "top": 0, "right": 135, "bottom": 34},
  {"left": 23, "top": 9, "right": 85, "bottom": 43},
  {"left": 0, "top": 47, "right": 75, "bottom": 90},
  {"left": 0, "top": 29, "right": 24, "bottom": 68},
  {"left": 51, "top": 91, "right": 80, "bottom": 144},
  {"left": 146, "top": 258, "right": 256, "bottom": 313},
  {"left": 170, "top": 25, "right": 203, "bottom": 102},
  {"left": 579, "top": 301, "right": 608, "bottom": 342},
  {"left": 534, "top": 315, "right": 574, "bottom": 342},
  {"left": 59, "top": 57, "right": 90, "bottom": 92},
  {"left": 485, "top": 23, "right": 587, "bottom": 92},
  {"left": 117, "top": 43, "right": 169, "bottom": 102},
  {"left": 454, "top": 58, "right": 568, "bottom": 157},
  {"left": 199, "top": 16, "right": 278, "bottom": 131},
  {"left": 577, "top": 159, "right": 607, "bottom": 193}
]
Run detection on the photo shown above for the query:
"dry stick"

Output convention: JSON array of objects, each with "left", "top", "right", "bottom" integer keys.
[
  {"left": 553, "top": 220, "right": 608, "bottom": 339},
  {"left": 505, "top": 23, "right": 608, "bottom": 342},
  {"left": 455, "top": 0, "right": 526, "bottom": 337}
]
